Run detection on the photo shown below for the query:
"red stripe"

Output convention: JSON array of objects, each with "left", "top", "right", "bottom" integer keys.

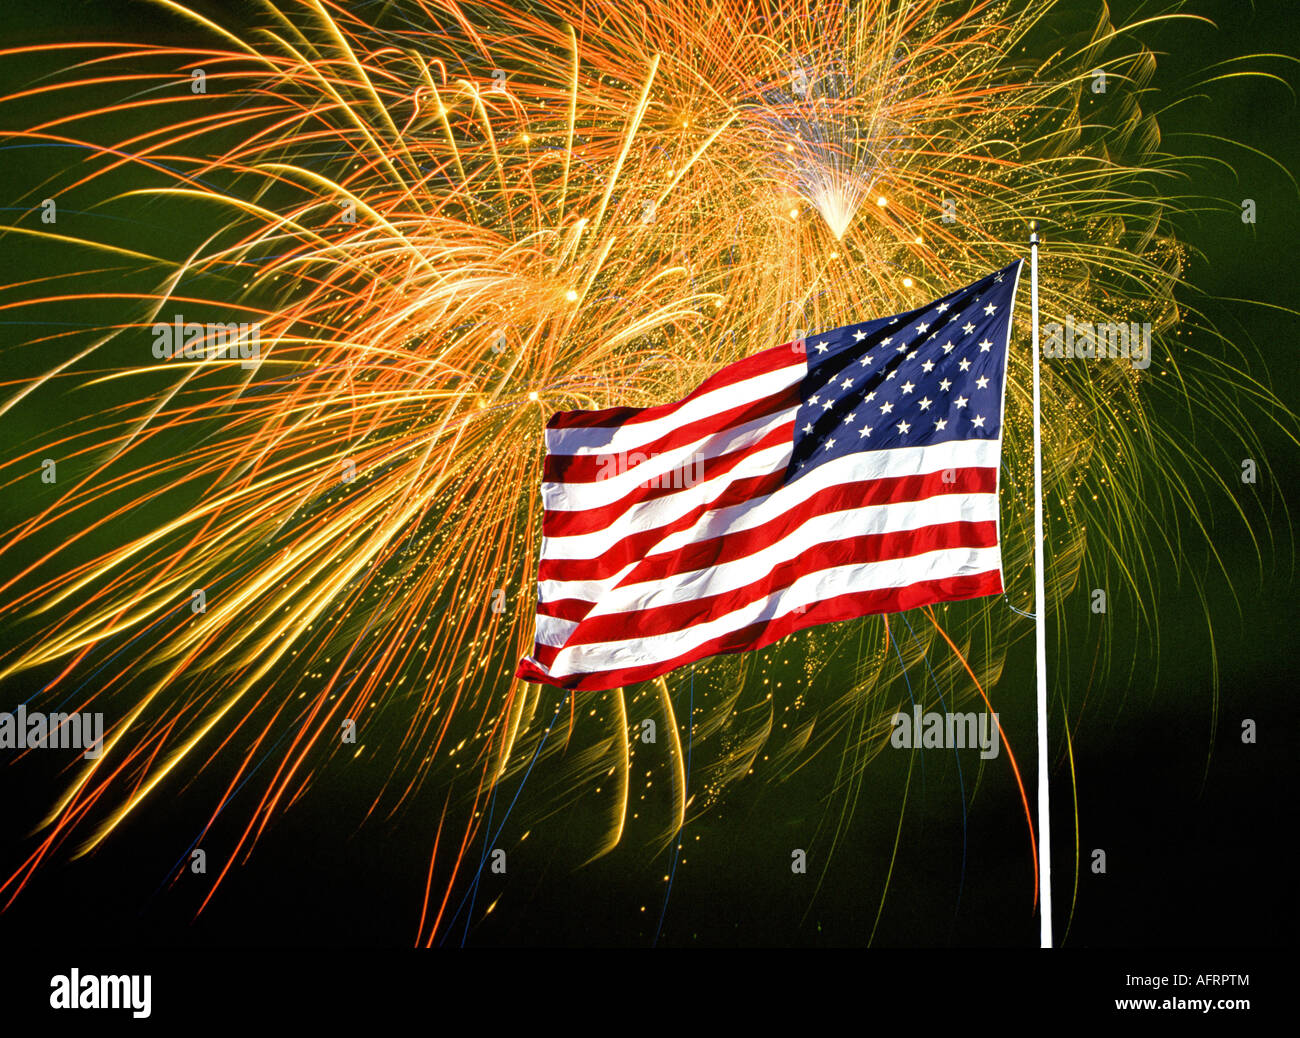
[
  {"left": 559, "top": 520, "right": 998, "bottom": 646},
  {"left": 535, "top": 597, "right": 593, "bottom": 622},
  {"left": 516, "top": 570, "right": 1003, "bottom": 691},
  {"left": 545, "top": 342, "right": 803, "bottom": 431}
]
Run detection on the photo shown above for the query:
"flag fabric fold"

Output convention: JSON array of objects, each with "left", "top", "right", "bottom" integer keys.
[{"left": 517, "top": 260, "right": 1024, "bottom": 691}]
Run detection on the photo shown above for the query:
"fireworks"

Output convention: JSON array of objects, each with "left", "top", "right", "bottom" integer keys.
[{"left": 0, "top": 0, "right": 1290, "bottom": 943}]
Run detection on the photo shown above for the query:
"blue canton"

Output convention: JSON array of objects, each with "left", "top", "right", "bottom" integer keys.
[{"left": 788, "top": 260, "right": 1022, "bottom": 480}]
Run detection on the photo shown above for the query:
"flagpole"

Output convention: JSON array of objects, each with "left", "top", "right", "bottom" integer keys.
[{"left": 1029, "top": 225, "right": 1052, "bottom": 948}]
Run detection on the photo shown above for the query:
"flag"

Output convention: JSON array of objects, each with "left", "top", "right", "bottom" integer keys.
[{"left": 517, "top": 260, "right": 1025, "bottom": 691}]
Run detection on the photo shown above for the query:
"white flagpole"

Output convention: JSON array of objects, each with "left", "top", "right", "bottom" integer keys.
[{"left": 1029, "top": 226, "right": 1052, "bottom": 948}]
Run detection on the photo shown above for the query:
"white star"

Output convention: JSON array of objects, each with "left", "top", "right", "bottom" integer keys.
[
  {"left": 859, "top": 425, "right": 873, "bottom": 438},
  {"left": 995, "top": 272, "right": 1004, "bottom": 283},
  {"left": 972, "top": 414, "right": 986, "bottom": 428},
  {"left": 959, "top": 358, "right": 971, "bottom": 371},
  {"left": 906, "top": 350, "right": 918, "bottom": 361},
  {"left": 921, "top": 359, "right": 935, "bottom": 372},
  {"left": 979, "top": 339, "right": 993, "bottom": 352},
  {"left": 936, "top": 302, "right": 949, "bottom": 312},
  {"left": 840, "top": 377, "right": 854, "bottom": 389},
  {"left": 814, "top": 340, "right": 829, "bottom": 353},
  {"left": 949, "top": 313, "right": 961, "bottom": 323},
  {"left": 895, "top": 342, "right": 908, "bottom": 353},
  {"left": 865, "top": 391, "right": 876, "bottom": 402},
  {"left": 821, "top": 399, "right": 834, "bottom": 410},
  {"left": 900, "top": 380, "right": 915, "bottom": 394},
  {"left": 824, "top": 438, "right": 837, "bottom": 449},
  {"left": 983, "top": 303, "right": 996, "bottom": 315},
  {"left": 843, "top": 412, "right": 856, "bottom": 425},
  {"left": 976, "top": 375, "right": 990, "bottom": 389},
  {"left": 896, "top": 420, "right": 911, "bottom": 434},
  {"left": 942, "top": 341, "right": 955, "bottom": 354},
  {"left": 918, "top": 396, "right": 932, "bottom": 411},
  {"left": 915, "top": 322, "right": 930, "bottom": 333},
  {"left": 880, "top": 401, "right": 894, "bottom": 415},
  {"left": 962, "top": 322, "right": 975, "bottom": 335},
  {"left": 859, "top": 354, "right": 873, "bottom": 367},
  {"left": 802, "top": 422, "right": 814, "bottom": 434},
  {"left": 809, "top": 394, "right": 819, "bottom": 405},
  {"left": 853, "top": 329, "right": 867, "bottom": 341},
  {"left": 955, "top": 395, "right": 969, "bottom": 408},
  {"left": 880, "top": 337, "right": 893, "bottom": 346},
  {"left": 939, "top": 378, "right": 952, "bottom": 391},
  {"left": 885, "top": 369, "right": 897, "bottom": 380},
  {"left": 934, "top": 418, "right": 948, "bottom": 431}
]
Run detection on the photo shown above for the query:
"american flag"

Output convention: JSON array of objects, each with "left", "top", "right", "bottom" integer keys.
[{"left": 517, "top": 261, "right": 1024, "bottom": 691}]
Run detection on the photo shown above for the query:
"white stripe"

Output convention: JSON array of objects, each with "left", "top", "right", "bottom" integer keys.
[
  {"left": 535, "top": 615, "right": 578, "bottom": 648},
  {"left": 542, "top": 546, "right": 1001, "bottom": 676},
  {"left": 544, "top": 360, "right": 804, "bottom": 456}
]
